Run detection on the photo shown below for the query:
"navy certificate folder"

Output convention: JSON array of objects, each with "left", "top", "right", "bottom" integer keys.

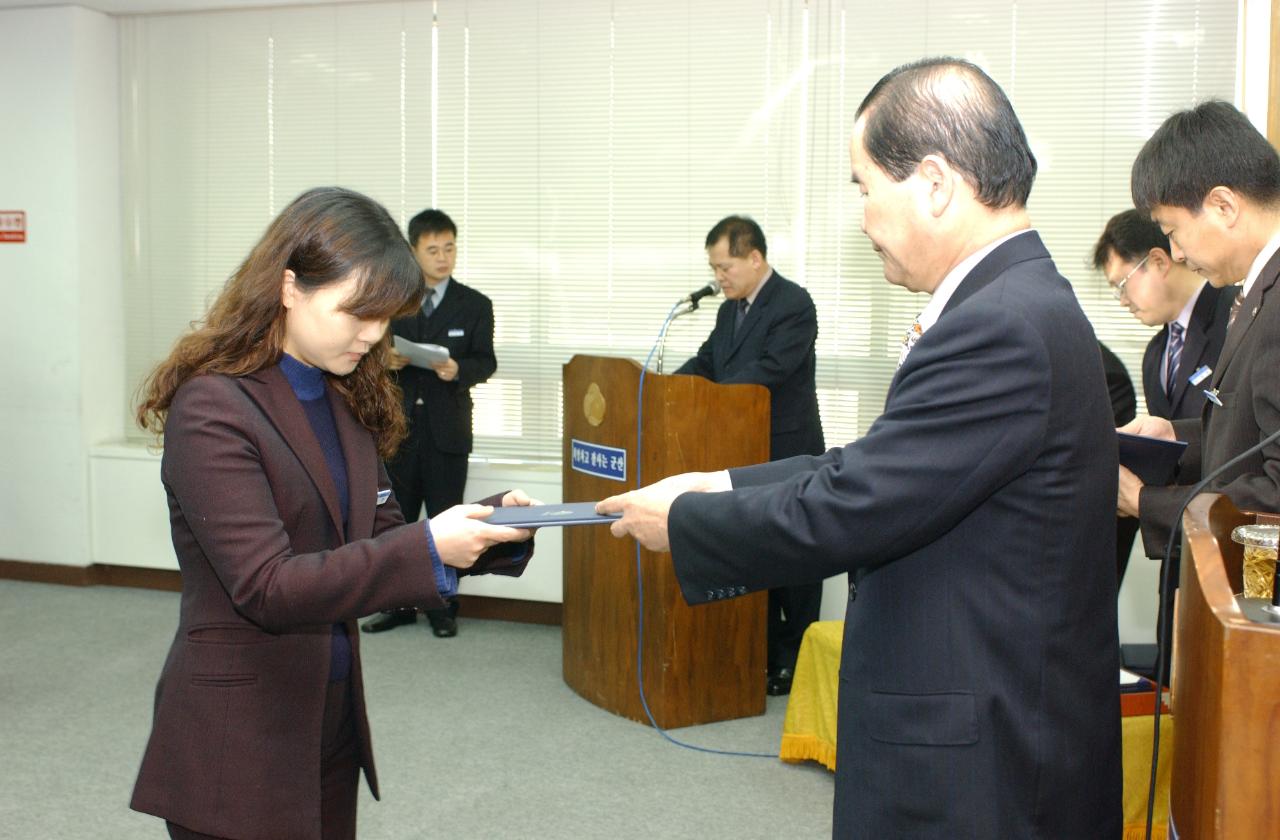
[
  {"left": 1118, "top": 432, "right": 1188, "bottom": 486},
  {"left": 486, "top": 501, "right": 621, "bottom": 528}
]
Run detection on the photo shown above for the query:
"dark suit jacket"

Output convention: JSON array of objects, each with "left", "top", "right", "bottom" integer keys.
[
  {"left": 130, "top": 367, "right": 530, "bottom": 840},
  {"left": 1139, "top": 252, "right": 1280, "bottom": 557},
  {"left": 1101, "top": 341, "right": 1136, "bottom": 425},
  {"left": 1140, "top": 282, "right": 1233, "bottom": 421},
  {"left": 668, "top": 233, "right": 1121, "bottom": 839},
  {"left": 392, "top": 278, "right": 497, "bottom": 455},
  {"left": 1102, "top": 342, "right": 1141, "bottom": 578},
  {"left": 675, "top": 271, "right": 824, "bottom": 460}
]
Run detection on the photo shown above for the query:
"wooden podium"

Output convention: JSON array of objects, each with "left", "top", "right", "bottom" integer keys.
[
  {"left": 561, "top": 354, "right": 770, "bottom": 728},
  {"left": 1172, "top": 494, "right": 1280, "bottom": 839}
]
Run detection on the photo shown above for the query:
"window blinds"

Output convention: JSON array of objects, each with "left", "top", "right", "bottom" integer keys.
[{"left": 120, "top": 0, "right": 1239, "bottom": 462}]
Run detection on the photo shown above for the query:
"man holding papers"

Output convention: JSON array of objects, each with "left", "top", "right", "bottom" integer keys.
[
  {"left": 362, "top": 209, "right": 498, "bottom": 638},
  {"left": 676, "top": 215, "right": 826, "bottom": 696},
  {"left": 601, "top": 58, "right": 1121, "bottom": 838},
  {"left": 1117, "top": 102, "right": 1280, "bottom": 560},
  {"left": 1095, "top": 210, "right": 1235, "bottom": 656}
]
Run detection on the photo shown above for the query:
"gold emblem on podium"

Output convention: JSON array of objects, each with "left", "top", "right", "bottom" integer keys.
[{"left": 583, "top": 383, "right": 606, "bottom": 427}]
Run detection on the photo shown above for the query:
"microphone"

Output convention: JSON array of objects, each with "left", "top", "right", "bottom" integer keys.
[
  {"left": 681, "top": 281, "right": 721, "bottom": 309},
  {"left": 1141, "top": 422, "right": 1280, "bottom": 840}
]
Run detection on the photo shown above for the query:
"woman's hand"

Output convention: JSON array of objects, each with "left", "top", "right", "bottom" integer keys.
[{"left": 429, "top": 504, "right": 530, "bottom": 569}]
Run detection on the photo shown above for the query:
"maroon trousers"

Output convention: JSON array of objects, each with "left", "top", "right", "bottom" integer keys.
[{"left": 166, "top": 679, "right": 359, "bottom": 840}]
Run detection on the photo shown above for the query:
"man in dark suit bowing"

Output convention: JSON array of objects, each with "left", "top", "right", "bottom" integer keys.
[
  {"left": 675, "top": 215, "right": 825, "bottom": 696},
  {"left": 1094, "top": 209, "right": 1234, "bottom": 676},
  {"left": 1118, "top": 100, "right": 1280, "bottom": 607},
  {"left": 600, "top": 58, "right": 1121, "bottom": 838},
  {"left": 1094, "top": 209, "right": 1233, "bottom": 426},
  {"left": 362, "top": 209, "right": 497, "bottom": 638}
]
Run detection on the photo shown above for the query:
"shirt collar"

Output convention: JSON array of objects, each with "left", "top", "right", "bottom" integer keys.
[
  {"left": 427, "top": 276, "right": 451, "bottom": 308},
  {"left": 1172, "top": 281, "right": 1207, "bottom": 331},
  {"left": 1242, "top": 229, "right": 1280, "bottom": 298},
  {"left": 745, "top": 269, "right": 773, "bottom": 307},
  {"left": 916, "top": 228, "right": 1033, "bottom": 333}
]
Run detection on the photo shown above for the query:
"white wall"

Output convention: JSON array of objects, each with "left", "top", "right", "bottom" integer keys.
[
  {"left": 1240, "top": 0, "right": 1273, "bottom": 131},
  {"left": 0, "top": 6, "right": 121, "bottom": 566}
]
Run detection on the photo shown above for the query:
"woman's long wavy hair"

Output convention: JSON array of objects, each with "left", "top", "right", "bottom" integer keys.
[{"left": 137, "top": 187, "right": 424, "bottom": 458}]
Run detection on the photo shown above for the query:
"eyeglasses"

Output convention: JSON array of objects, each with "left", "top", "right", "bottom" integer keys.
[{"left": 1110, "top": 255, "right": 1149, "bottom": 301}]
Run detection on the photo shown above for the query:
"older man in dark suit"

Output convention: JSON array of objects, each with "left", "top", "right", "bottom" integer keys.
[
  {"left": 601, "top": 58, "right": 1121, "bottom": 838},
  {"left": 675, "top": 215, "right": 825, "bottom": 695}
]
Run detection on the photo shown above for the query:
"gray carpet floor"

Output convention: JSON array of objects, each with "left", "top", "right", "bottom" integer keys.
[{"left": 0, "top": 580, "right": 833, "bottom": 839}]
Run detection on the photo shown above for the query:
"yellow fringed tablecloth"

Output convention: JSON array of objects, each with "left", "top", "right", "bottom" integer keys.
[{"left": 779, "top": 621, "right": 1173, "bottom": 840}]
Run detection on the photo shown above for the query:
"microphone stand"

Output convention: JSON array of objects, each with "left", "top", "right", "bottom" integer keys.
[{"left": 654, "top": 299, "right": 699, "bottom": 375}]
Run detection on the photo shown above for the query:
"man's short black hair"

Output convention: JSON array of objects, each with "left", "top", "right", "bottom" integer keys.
[
  {"left": 1092, "top": 209, "right": 1171, "bottom": 270},
  {"left": 705, "top": 215, "right": 767, "bottom": 259},
  {"left": 407, "top": 208, "right": 457, "bottom": 247},
  {"left": 855, "top": 57, "right": 1037, "bottom": 210},
  {"left": 1131, "top": 100, "right": 1280, "bottom": 214}
]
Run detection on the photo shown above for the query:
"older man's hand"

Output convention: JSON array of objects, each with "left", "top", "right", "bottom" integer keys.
[{"left": 596, "top": 471, "right": 730, "bottom": 552}]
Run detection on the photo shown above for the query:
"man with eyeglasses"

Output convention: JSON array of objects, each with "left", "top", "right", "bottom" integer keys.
[
  {"left": 1093, "top": 208, "right": 1233, "bottom": 425},
  {"left": 1093, "top": 209, "right": 1234, "bottom": 679}
]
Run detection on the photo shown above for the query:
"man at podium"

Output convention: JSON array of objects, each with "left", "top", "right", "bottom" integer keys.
[
  {"left": 674, "top": 215, "right": 826, "bottom": 696},
  {"left": 600, "top": 58, "right": 1122, "bottom": 838}
]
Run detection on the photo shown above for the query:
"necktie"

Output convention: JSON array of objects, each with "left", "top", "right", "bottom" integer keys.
[
  {"left": 422, "top": 290, "right": 436, "bottom": 318},
  {"left": 735, "top": 299, "right": 749, "bottom": 331},
  {"left": 897, "top": 317, "right": 924, "bottom": 369},
  {"left": 1165, "top": 321, "right": 1184, "bottom": 396},
  {"left": 1227, "top": 288, "right": 1245, "bottom": 328}
]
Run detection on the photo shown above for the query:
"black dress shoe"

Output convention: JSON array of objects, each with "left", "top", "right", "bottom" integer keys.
[
  {"left": 361, "top": 609, "right": 416, "bottom": 633},
  {"left": 766, "top": 667, "right": 795, "bottom": 696},
  {"left": 425, "top": 608, "right": 457, "bottom": 638}
]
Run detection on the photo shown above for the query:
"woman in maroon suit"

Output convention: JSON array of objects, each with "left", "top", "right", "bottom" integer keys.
[{"left": 131, "top": 187, "right": 533, "bottom": 840}]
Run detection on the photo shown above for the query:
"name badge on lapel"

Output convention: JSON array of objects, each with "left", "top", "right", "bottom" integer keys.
[
  {"left": 1189, "top": 366, "right": 1221, "bottom": 406},
  {"left": 376, "top": 489, "right": 391, "bottom": 506},
  {"left": 448, "top": 328, "right": 465, "bottom": 337}
]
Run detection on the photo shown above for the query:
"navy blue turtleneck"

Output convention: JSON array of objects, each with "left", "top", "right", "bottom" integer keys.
[
  {"left": 278, "top": 353, "right": 457, "bottom": 682},
  {"left": 278, "top": 354, "right": 352, "bottom": 682},
  {"left": 280, "top": 355, "right": 350, "bottom": 521}
]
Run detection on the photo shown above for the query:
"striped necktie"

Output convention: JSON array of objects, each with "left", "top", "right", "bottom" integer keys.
[
  {"left": 1226, "top": 287, "right": 1245, "bottom": 328},
  {"left": 1165, "top": 321, "right": 1184, "bottom": 396},
  {"left": 422, "top": 290, "right": 436, "bottom": 318},
  {"left": 735, "top": 299, "right": 749, "bottom": 331}
]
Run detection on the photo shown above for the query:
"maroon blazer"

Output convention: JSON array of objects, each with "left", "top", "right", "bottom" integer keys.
[{"left": 131, "top": 367, "right": 530, "bottom": 840}]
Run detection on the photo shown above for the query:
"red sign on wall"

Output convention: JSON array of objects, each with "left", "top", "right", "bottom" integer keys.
[{"left": 0, "top": 210, "right": 26, "bottom": 243}]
